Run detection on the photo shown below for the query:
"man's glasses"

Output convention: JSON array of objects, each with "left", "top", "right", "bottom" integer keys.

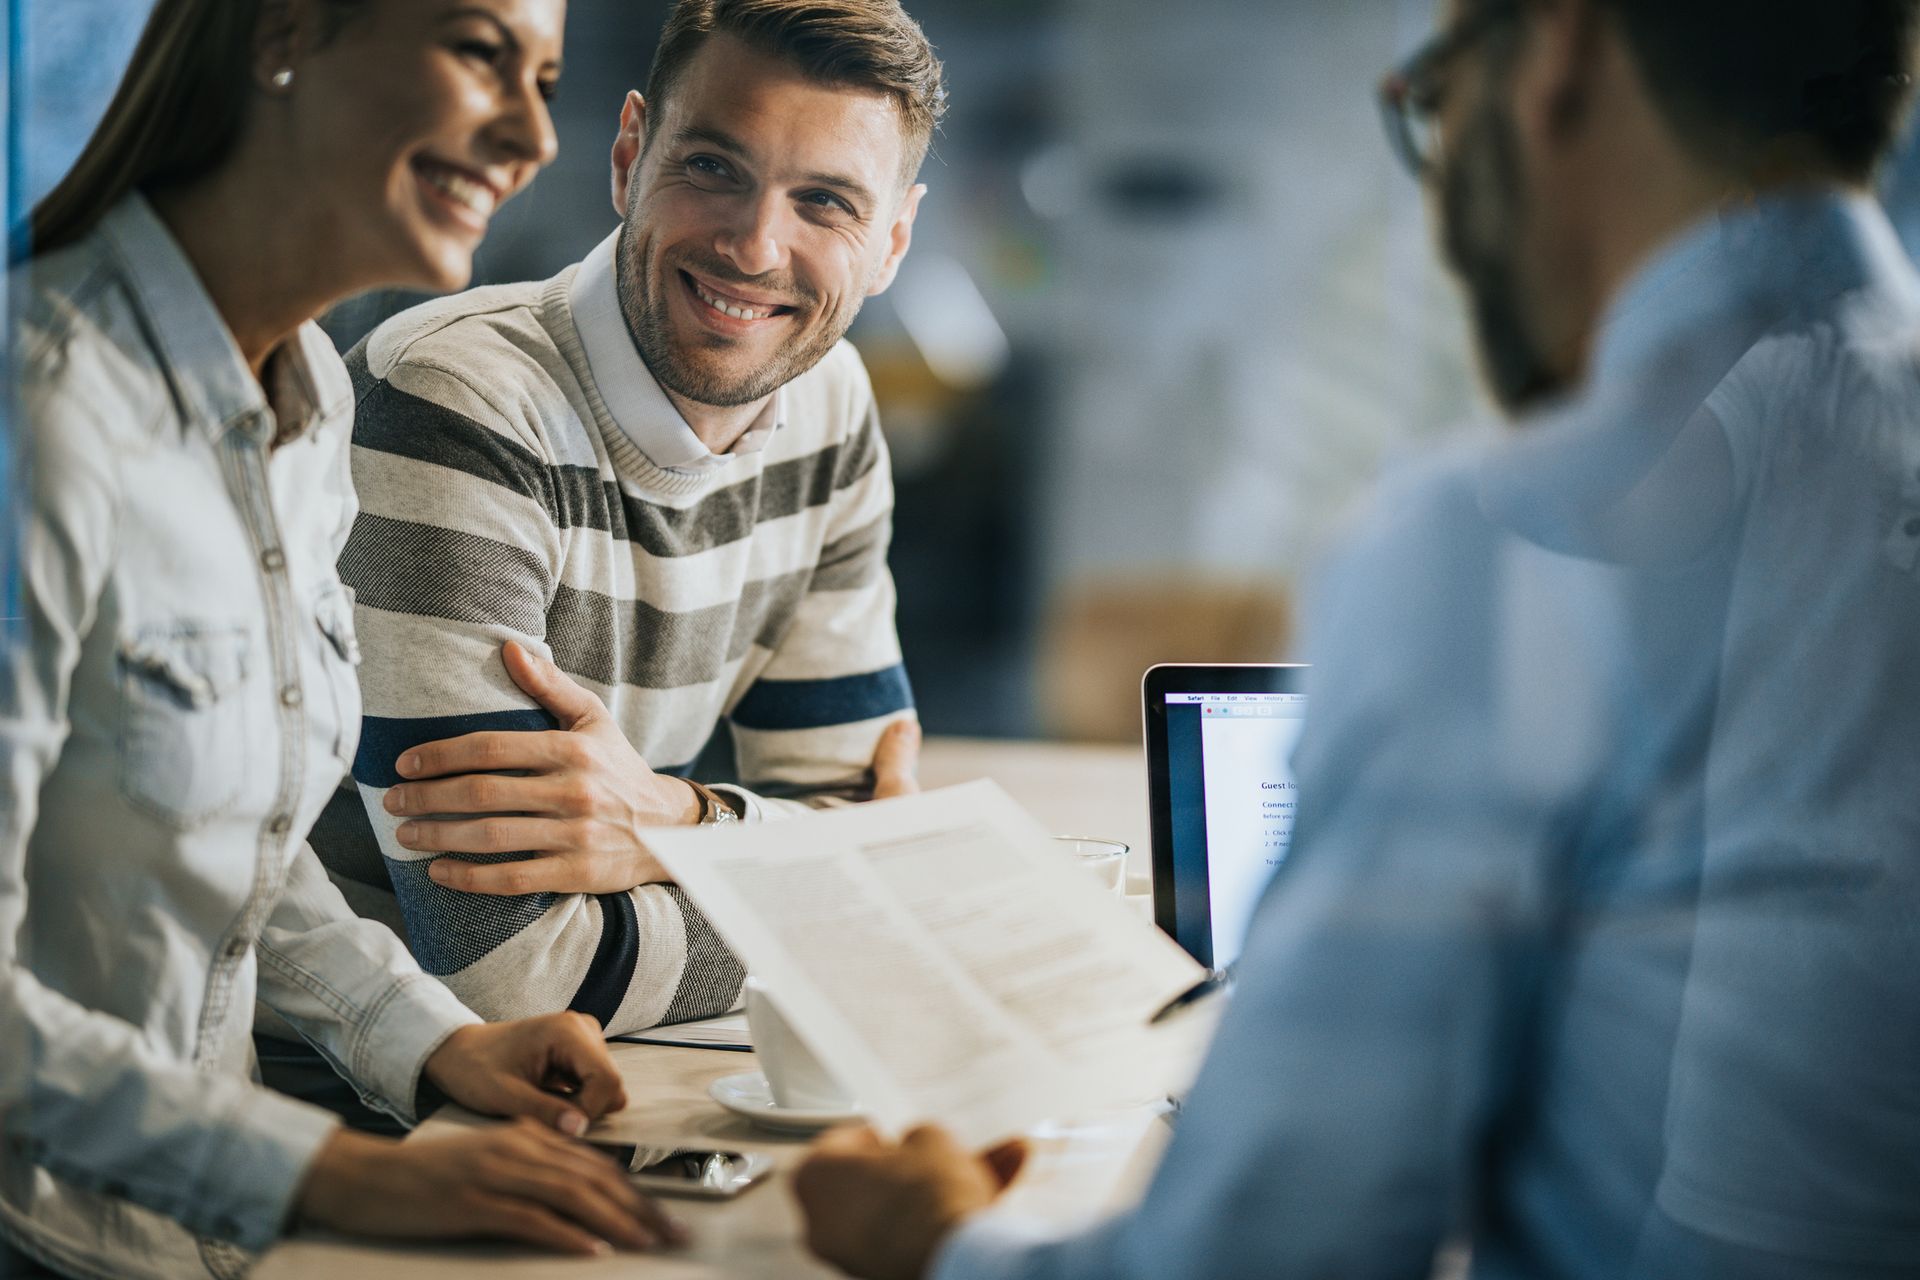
[{"left": 1378, "top": 1, "right": 1524, "bottom": 177}]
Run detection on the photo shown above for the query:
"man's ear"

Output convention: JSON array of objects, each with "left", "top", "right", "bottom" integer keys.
[
  {"left": 611, "top": 91, "right": 650, "bottom": 217},
  {"left": 1510, "top": 0, "right": 1603, "bottom": 155},
  {"left": 865, "top": 182, "right": 927, "bottom": 297}
]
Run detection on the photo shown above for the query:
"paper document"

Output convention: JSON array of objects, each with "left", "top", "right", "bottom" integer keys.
[
  {"left": 639, "top": 780, "right": 1213, "bottom": 1146},
  {"left": 615, "top": 1011, "right": 751, "bottom": 1052}
]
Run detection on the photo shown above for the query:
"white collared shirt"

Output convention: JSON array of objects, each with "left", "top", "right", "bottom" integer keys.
[{"left": 567, "top": 230, "right": 784, "bottom": 473}]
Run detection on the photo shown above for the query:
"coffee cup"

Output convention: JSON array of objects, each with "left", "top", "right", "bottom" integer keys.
[{"left": 743, "top": 977, "right": 855, "bottom": 1111}]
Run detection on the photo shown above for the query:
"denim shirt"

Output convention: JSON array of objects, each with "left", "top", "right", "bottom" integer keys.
[
  {"left": 1, "top": 196, "right": 478, "bottom": 1280},
  {"left": 935, "top": 193, "right": 1920, "bottom": 1279}
]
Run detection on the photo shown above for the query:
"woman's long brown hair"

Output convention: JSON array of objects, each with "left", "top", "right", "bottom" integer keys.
[{"left": 25, "top": 0, "right": 364, "bottom": 258}]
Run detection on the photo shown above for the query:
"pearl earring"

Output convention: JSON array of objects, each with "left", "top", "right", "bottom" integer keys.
[{"left": 270, "top": 67, "right": 294, "bottom": 89}]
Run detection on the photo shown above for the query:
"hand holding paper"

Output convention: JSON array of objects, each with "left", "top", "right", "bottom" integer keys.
[{"left": 638, "top": 781, "right": 1214, "bottom": 1145}]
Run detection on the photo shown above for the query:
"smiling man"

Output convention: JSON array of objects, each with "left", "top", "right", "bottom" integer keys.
[{"left": 299, "top": 0, "right": 942, "bottom": 1042}]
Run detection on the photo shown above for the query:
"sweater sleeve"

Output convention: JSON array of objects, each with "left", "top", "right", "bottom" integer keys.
[
  {"left": 321, "top": 350, "right": 742, "bottom": 1034},
  {"left": 725, "top": 378, "right": 917, "bottom": 819}
]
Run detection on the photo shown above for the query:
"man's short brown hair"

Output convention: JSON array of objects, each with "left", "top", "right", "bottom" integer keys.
[
  {"left": 646, "top": 0, "right": 947, "bottom": 183},
  {"left": 1470, "top": 0, "right": 1920, "bottom": 183}
]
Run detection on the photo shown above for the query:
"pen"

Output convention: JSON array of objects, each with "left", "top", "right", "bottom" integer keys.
[{"left": 1148, "top": 964, "right": 1236, "bottom": 1025}]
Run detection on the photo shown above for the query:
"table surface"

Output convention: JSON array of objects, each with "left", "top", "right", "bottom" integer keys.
[
  {"left": 917, "top": 736, "right": 1153, "bottom": 890},
  {"left": 255, "top": 736, "right": 1163, "bottom": 1279}
]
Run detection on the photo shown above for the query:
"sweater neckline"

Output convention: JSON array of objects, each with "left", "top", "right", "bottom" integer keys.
[{"left": 540, "top": 270, "right": 736, "bottom": 502}]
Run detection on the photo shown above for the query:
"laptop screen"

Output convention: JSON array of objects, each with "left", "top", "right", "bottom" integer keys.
[{"left": 1161, "top": 690, "right": 1308, "bottom": 969}]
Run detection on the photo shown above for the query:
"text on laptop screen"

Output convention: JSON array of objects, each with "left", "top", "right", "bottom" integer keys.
[{"left": 1163, "top": 692, "right": 1307, "bottom": 968}]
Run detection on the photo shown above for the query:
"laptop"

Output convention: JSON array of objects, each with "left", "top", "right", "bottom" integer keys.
[{"left": 1143, "top": 663, "right": 1309, "bottom": 970}]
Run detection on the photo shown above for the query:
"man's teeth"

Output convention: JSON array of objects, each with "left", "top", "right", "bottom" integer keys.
[
  {"left": 420, "top": 165, "right": 496, "bottom": 218},
  {"left": 693, "top": 278, "right": 776, "bottom": 320}
]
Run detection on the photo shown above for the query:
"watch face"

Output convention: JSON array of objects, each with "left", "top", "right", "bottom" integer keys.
[{"left": 697, "top": 786, "right": 742, "bottom": 824}]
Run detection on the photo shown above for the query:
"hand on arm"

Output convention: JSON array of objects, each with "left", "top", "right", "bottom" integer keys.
[
  {"left": 793, "top": 1125, "right": 1028, "bottom": 1280},
  {"left": 387, "top": 642, "right": 701, "bottom": 896}
]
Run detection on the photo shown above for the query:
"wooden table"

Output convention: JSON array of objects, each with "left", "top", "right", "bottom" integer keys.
[{"left": 256, "top": 737, "right": 1165, "bottom": 1279}]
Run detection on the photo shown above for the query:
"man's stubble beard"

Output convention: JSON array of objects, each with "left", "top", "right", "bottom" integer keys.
[
  {"left": 1440, "top": 96, "right": 1566, "bottom": 415},
  {"left": 614, "top": 199, "right": 866, "bottom": 410}
]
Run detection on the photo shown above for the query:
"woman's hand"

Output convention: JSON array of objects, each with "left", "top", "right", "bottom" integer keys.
[
  {"left": 421, "top": 1013, "right": 625, "bottom": 1138},
  {"left": 296, "top": 1121, "right": 687, "bottom": 1255}
]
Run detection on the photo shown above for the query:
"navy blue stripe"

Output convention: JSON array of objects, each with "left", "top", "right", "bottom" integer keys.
[
  {"left": 354, "top": 709, "right": 558, "bottom": 789},
  {"left": 729, "top": 665, "right": 914, "bottom": 732},
  {"left": 570, "top": 892, "right": 639, "bottom": 1028}
]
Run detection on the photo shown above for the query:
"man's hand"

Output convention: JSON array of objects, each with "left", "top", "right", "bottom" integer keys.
[
  {"left": 422, "top": 1012, "right": 627, "bottom": 1138},
  {"left": 870, "top": 719, "right": 922, "bottom": 800},
  {"left": 385, "top": 641, "right": 698, "bottom": 896},
  {"left": 792, "top": 1125, "right": 1028, "bottom": 1280},
  {"left": 297, "top": 1120, "right": 687, "bottom": 1255}
]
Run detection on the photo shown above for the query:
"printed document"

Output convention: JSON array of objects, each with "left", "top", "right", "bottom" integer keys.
[{"left": 639, "top": 781, "right": 1213, "bottom": 1146}]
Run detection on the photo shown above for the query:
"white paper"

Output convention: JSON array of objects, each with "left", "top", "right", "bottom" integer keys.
[{"left": 639, "top": 781, "right": 1211, "bottom": 1146}]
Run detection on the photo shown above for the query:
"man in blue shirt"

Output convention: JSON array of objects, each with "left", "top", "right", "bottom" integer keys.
[{"left": 790, "top": 1, "right": 1920, "bottom": 1277}]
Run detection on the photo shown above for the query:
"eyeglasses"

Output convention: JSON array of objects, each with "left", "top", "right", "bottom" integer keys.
[{"left": 1378, "top": 1, "right": 1524, "bottom": 178}]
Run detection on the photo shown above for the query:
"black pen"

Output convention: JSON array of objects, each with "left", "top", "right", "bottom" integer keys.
[{"left": 1148, "top": 964, "right": 1236, "bottom": 1025}]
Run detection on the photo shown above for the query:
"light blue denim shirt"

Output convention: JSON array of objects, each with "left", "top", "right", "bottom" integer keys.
[
  {"left": 1, "top": 195, "right": 479, "bottom": 1280},
  {"left": 936, "top": 191, "right": 1920, "bottom": 1279}
]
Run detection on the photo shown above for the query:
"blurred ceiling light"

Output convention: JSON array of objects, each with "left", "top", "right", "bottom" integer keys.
[{"left": 889, "top": 254, "right": 1012, "bottom": 391}]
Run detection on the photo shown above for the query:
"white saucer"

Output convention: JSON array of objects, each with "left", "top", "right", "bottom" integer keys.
[{"left": 708, "top": 1071, "right": 862, "bottom": 1135}]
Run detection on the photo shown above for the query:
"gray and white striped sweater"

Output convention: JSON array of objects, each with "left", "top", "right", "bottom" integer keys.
[{"left": 310, "top": 266, "right": 914, "bottom": 1035}]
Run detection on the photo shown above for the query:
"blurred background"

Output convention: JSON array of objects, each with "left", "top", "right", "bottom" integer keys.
[{"left": 17, "top": 0, "right": 1920, "bottom": 742}]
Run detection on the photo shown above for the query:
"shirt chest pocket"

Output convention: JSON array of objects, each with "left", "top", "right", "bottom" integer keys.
[
  {"left": 117, "top": 625, "right": 253, "bottom": 829},
  {"left": 314, "top": 584, "right": 362, "bottom": 773}
]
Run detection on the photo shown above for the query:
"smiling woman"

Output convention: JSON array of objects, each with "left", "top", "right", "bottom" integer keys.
[
  {"left": 1, "top": 0, "right": 694, "bottom": 1276},
  {"left": 30, "top": 0, "right": 562, "bottom": 299}
]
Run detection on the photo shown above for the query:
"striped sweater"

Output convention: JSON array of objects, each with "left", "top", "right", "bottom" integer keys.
[{"left": 310, "top": 263, "right": 914, "bottom": 1035}]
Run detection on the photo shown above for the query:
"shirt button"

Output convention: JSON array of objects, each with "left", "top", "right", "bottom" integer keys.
[
  {"left": 281, "top": 685, "right": 303, "bottom": 709},
  {"left": 268, "top": 813, "right": 293, "bottom": 836},
  {"left": 260, "top": 547, "right": 286, "bottom": 572}
]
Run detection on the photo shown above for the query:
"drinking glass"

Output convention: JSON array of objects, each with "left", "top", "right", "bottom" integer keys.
[{"left": 1054, "top": 835, "right": 1128, "bottom": 895}]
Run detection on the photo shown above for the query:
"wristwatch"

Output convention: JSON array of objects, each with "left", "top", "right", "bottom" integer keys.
[{"left": 686, "top": 779, "right": 743, "bottom": 825}]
